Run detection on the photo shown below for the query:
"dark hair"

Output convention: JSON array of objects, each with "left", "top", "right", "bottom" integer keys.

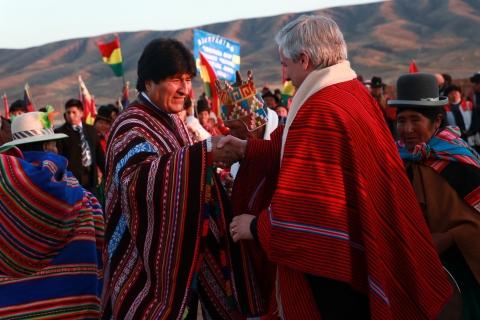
[
  {"left": 65, "top": 98, "right": 83, "bottom": 111},
  {"left": 17, "top": 141, "right": 46, "bottom": 152},
  {"left": 443, "top": 84, "right": 461, "bottom": 96},
  {"left": 196, "top": 98, "right": 210, "bottom": 113},
  {"left": 10, "top": 99, "right": 27, "bottom": 113},
  {"left": 136, "top": 38, "right": 196, "bottom": 92},
  {"left": 262, "top": 91, "right": 280, "bottom": 104},
  {"left": 109, "top": 104, "right": 120, "bottom": 115},
  {"left": 397, "top": 106, "right": 449, "bottom": 128},
  {"left": 442, "top": 73, "right": 452, "bottom": 85}
]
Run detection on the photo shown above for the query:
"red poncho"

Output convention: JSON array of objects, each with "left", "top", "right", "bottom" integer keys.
[{"left": 236, "top": 62, "right": 452, "bottom": 319}]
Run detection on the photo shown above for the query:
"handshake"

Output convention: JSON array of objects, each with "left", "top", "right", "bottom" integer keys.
[{"left": 210, "top": 135, "right": 247, "bottom": 167}]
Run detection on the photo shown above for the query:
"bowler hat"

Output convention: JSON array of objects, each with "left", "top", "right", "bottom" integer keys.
[
  {"left": 370, "top": 76, "right": 385, "bottom": 88},
  {"left": 388, "top": 73, "right": 448, "bottom": 108},
  {"left": 95, "top": 105, "right": 115, "bottom": 123}
]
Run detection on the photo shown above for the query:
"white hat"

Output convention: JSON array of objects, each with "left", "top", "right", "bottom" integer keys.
[{"left": 0, "top": 110, "right": 67, "bottom": 152}]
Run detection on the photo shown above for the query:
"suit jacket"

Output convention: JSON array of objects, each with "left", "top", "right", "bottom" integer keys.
[{"left": 55, "top": 122, "right": 105, "bottom": 191}]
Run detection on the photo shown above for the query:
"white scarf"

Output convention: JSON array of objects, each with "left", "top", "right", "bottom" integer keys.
[{"left": 280, "top": 61, "right": 357, "bottom": 162}]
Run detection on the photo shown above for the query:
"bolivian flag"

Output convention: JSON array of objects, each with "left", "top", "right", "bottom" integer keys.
[
  {"left": 97, "top": 36, "right": 124, "bottom": 77},
  {"left": 198, "top": 53, "right": 219, "bottom": 117}
]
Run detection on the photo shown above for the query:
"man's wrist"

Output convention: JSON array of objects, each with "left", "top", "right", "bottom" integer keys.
[
  {"left": 205, "top": 137, "right": 213, "bottom": 165},
  {"left": 206, "top": 136, "right": 213, "bottom": 152}
]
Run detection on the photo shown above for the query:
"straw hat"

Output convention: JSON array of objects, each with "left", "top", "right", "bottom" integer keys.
[{"left": 0, "top": 110, "right": 67, "bottom": 152}]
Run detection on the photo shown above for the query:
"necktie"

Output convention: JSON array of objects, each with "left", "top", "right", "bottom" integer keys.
[{"left": 73, "top": 125, "right": 92, "bottom": 167}]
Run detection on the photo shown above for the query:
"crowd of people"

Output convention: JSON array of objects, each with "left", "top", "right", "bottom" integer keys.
[{"left": 0, "top": 14, "right": 479, "bottom": 320}]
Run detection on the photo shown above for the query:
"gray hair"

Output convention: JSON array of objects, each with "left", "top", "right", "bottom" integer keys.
[{"left": 275, "top": 15, "right": 348, "bottom": 69}]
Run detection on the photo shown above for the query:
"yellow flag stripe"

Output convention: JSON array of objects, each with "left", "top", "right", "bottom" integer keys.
[
  {"left": 200, "top": 65, "right": 210, "bottom": 83},
  {"left": 102, "top": 48, "right": 123, "bottom": 65}
]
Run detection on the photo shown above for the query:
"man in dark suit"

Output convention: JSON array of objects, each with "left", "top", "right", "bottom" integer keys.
[{"left": 55, "top": 99, "right": 105, "bottom": 192}]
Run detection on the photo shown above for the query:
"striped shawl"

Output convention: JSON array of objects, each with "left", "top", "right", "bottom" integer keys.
[{"left": 0, "top": 150, "right": 104, "bottom": 319}]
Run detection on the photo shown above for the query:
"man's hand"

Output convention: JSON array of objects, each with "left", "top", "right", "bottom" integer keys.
[
  {"left": 211, "top": 135, "right": 247, "bottom": 167},
  {"left": 226, "top": 114, "right": 257, "bottom": 140},
  {"left": 230, "top": 214, "right": 256, "bottom": 242}
]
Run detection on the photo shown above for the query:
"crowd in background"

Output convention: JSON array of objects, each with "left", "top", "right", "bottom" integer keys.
[{"left": 0, "top": 13, "right": 480, "bottom": 320}]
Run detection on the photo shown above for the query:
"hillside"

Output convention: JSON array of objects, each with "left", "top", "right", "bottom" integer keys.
[{"left": 0, "top": 0, "right": 479, "bottom": 110}]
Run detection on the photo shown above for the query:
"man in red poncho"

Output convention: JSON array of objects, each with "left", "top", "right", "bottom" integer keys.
[{"left": 220, "top": 15, "right": 454, "bottom": 319}]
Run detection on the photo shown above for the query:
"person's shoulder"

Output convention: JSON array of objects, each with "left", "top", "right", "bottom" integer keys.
[
  {"left": 54, "top": 123, "right": 69, "bottom": 133},
  {"left": 84, "top": 123, "right": 96, "bottom": 131},
  {"left": 84, "top": 123, "right": 101, "bottom": 139}
]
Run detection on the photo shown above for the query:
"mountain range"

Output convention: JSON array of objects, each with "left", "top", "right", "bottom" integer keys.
[{"left": 0, "top": 0, "right": 479, "bottom": 110}]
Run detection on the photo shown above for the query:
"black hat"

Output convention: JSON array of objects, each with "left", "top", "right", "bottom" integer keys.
[
  {"left": 370, "top": 76, "right": 385, "bottom": 88},
  {"left": 470, "top": 72, "right": 480, "bottom": 84},
  {"left": 443, "top": 84, "right": 461, "bottom": 96},
  {"left": 388, "top": 73, "right": 448, "bottom": 108},
  {"left": 262, "top": 91, "right": 275, "bottom": 99},
  {"left": 196, "top": 99, "right": 210, "bottom": 113},
  {"left": 95, "top": 105, "right": 114, "bottom": 123}
]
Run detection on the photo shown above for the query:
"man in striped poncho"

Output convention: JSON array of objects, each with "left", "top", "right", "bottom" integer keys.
[
  {"left": 101, "top": 38, "right": 261, "bottom": 319},
  {"left": 224, "top": 15, "right": 455, "bottom": 320},
  {"left": 0, "top": 111, "right": 104, "bottom": 319}
]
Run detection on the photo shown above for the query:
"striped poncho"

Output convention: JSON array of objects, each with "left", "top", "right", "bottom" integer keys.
[
  {"left": 102, "top": 95, "right": 258, "bottom": 319},
  {"left": 238, "top": 63, "right": 453, "bottom": 319},
  {"left": 0, "top": 150, "right": 104, "bottom": 319}
]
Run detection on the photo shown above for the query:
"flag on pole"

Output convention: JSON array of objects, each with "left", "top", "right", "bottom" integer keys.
[
  {"left": 2, "top": 93, "right": 9, "bottom": 119},
  {"left": 78, "top": 75, "right": 96, "bottom": 125},
  {"left": 409, "top": 59, "right": 419, "bottom": 73},
  {"left": 199, "top": 52, "right": 220, "bottom": 117},
  {"left": 97, "top": 36, "right": 124, "bottom": 77},
  {"left": 121, "top": 81, "right": 129, "bottom": 108},
  {"left": 24, "top": 83, "right": 35, "bottom": 112}
]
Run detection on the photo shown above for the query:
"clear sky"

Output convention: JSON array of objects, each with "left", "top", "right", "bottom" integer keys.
[{"left": 1, "top": 0, "right": 381, "bottom": 49}]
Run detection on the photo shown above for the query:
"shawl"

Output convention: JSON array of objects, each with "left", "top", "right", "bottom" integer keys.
[
  {"left": 398, "top": 126, "right": 480, "bottom": 212},
  {"left": 247, "top": 68, "right": 452, "bottom": 319},
  {"left": 0, "top": 150, "right": 104, "bottom": 319},
  {"left": 281, "top": 60, "right": 356, "bottom": 159},
  {"left": 101, "top": 94, "right": 257, "bottom": 319},
  {"left": 399, "top": 127, "right": 480, "bottom": 285}
]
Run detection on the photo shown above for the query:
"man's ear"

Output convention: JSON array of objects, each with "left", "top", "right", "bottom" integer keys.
[
  {"left": 145, "top": 80, "right": 153, "bottom": 92},
  {"left": 299, "top": 52, "right": 312, "bottom": 71}
]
